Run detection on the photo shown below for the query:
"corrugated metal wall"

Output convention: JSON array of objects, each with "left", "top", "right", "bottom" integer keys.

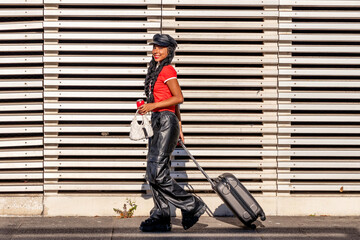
[
  {"left": 277, "top": 0, "right": 360, "bottom": 194},
  {"left": 163, "top": 0, "right": 278, "bottom": 196},
  {"left": 0, "top": 0, "right": 44, "bottom": 193},
  {"left": 43, "top": 0, "right": 160, "bottom": 194},
  {"left": 0, "top": 0, "right": 359, "bottom": 203}
]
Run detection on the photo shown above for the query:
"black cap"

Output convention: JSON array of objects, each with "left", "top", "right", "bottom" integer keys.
[{"left": 149, "top": 34, "right": 177, "bottom": 48}]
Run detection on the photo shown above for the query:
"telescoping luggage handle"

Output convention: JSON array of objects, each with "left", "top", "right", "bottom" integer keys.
[{"left": 178, "top": 139, "right": 216, "bottom": 189}]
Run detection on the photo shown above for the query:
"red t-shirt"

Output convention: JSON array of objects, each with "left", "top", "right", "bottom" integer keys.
[{"left": 152, "top": 65, "right": 177, "bottom": 113}]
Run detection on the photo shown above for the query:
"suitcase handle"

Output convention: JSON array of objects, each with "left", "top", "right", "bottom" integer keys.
[{"left": 178, "top": 140, "right": 216, "bottom": 189}]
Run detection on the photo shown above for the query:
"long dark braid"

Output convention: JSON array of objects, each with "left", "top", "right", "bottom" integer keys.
[{"left": 144, "top": 45, "right": 176, "bottom": 103}]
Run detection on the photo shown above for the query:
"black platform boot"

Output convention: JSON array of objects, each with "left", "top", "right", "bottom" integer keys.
[
  {"left": 139, "top": 217, "right": 172, "bottom": 232},
  {"left": 182, "top": 200, "right": 206, "bottom": 230}
]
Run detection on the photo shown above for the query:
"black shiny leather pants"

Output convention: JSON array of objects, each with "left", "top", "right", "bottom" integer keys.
[{"left": 146, "top": 111, "right": 202, "bottom": 221}]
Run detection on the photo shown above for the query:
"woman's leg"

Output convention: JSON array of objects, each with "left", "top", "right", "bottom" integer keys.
[
  {"left": 147, "top": 159, "right": 171, "bottom": 221},
  {"left": 146, "top": 155, "right": 204, "bottom": 219},
  {"left": 146, "top": 112, "right": 205, "bottom": 221}
]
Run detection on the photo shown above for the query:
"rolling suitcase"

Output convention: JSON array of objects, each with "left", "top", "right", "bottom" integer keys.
[{"left": 179, "top": 140, "right": 266, "bottom": 229}]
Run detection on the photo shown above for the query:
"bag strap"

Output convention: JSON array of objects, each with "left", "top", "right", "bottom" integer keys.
[
  {"left": 142, "top": 128, "right": 149, "bottom": 138},
  {"left": 132, "top": 110, "right": 140, "bottom": 121},
  {"left": 133, "top": 110, "right": 147, "bottom": 124},
  {"left": 134, "top": 110, "right": 151, "bottom": 137},
  {"left": 178, "top": 140, "right": 216, "bottom": 189}
]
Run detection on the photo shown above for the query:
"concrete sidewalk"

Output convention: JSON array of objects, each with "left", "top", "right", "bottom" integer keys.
[{"left": 0, "top": 216, "right": 359, "bottom": 240}]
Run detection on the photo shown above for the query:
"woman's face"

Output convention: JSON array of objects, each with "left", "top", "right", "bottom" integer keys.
[{"left": 152, "top": 44, "right": 168, "bottom": 62}]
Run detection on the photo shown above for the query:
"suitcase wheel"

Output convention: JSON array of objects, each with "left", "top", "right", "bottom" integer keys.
[
  {"left": 250, "top": 223, "right": 256, "bottom": 230},
  {"left": 260, "top": 213, "right": 266, "bottom": 221}
]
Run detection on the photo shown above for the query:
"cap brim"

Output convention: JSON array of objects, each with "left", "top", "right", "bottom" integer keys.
[{"left": 148, "top": 41, "right": 169, "bottom": 46}]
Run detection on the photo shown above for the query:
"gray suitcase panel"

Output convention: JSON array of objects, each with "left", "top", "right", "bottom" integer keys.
[
  {"left": 178, "top": 140, "right": 266, "bottom": 228},
  {"left": 214, "top": 173, "right": 265, "bottom": 227}
]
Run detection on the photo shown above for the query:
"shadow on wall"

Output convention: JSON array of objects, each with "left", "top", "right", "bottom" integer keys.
[{"left": 213, "top": 203, "right": 234, "bottom": 217}]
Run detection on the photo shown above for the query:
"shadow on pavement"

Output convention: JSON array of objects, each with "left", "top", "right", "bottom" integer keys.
[{"left": 1, "top": 226, "right": 358, "bottom": 240}]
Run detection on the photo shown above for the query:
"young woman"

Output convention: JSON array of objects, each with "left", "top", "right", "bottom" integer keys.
[{"left": 137, "top": 34, "right": 206, "bottom": 232}]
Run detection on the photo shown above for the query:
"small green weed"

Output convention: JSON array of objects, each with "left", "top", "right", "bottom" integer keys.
[{"left": 113, "top": 198, "right": 137, "bottom": 218}]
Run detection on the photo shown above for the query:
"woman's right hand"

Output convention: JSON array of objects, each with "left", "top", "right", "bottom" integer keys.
[{"left": 138, "top": 103, "right": 157, "bottom": 115}]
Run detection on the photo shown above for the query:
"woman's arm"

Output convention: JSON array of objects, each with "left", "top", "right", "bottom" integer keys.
[
  {"left": 138, "top": 78, "right": 183, "bottom": 114},
  {"left": 175, "top": 104, "right": 185, "bottom": 143}
]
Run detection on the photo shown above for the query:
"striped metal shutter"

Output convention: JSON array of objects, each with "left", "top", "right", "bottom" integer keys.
[
  {"left": 0, "top": 0, "right": 44, "bottom": 193},
  {"left": 0, "top": 0, "right": 359, "bottom": 212},
  {"left": 278, "top": 0, "right": 360, "bottom": 194},
  {"left": 163, "top": 0, "right": 279, "bottom": 196},
  {"left": 43, "top": 0, "right": 161, "bottom": 194}
]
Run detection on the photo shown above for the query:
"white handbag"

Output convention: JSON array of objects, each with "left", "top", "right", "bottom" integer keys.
[{"left": 129, "top": 110, "right": 154, "bottom": 141}]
